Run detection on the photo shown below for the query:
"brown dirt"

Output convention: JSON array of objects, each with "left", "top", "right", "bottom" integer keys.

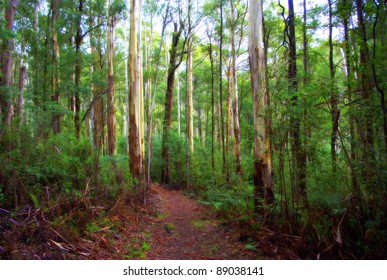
[
  {"left": 0, "top": 184, "right": 264, "bottom": 260},
  {"left": 145, "top": 184, "right": 257, "bottom": 260}
]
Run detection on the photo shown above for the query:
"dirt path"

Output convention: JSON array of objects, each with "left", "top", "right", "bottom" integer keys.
[{"left": 145, "top": 185, "right": 256, "bottom": 260}]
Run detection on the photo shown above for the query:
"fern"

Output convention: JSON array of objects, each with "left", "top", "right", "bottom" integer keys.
[{"left": 29, "top": 192, "right": 39, "bottom": 209}]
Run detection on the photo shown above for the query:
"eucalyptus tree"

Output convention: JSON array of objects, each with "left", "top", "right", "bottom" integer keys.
[
  {"left": 248, "top": 0, "right": 274, "bottom": 213},
  {"left": 129, "top": 0, "right": 144, "bottom": 182},
  {"left": 0, "top": 0, "right": 19, "bottom": 139},
  {"left": 228, "top": 0, "right": 247, "bottom": 177},
  {"left": 144, "top": 0, "right": 171, "bottom": 186},
  {"left": 107, "top": 0, "right": 117, "bottom": 155},
  {"left": 287, "top": 0, "right": 308, "bottom": 209},
  {"left": 161, "top": 6, "right": 186, "bottom": 185},
  {"left": 51, "top": 0, "right": 60, "bottom": 134}
]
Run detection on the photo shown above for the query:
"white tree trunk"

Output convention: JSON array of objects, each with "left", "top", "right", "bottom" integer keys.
[
  {"left": 187, "top": 41, "right": 194, "bottom": 152},
  {"left": 129, "top": 0, "right": 143, "bottom": 181},
  {"left": 248, "top": 0, "right": 274, "bottom": 208}
]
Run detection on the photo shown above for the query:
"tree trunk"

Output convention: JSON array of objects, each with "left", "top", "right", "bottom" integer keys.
[
  {"left": 137, "top": 0, "right": 145, "bottom": 164},
  {"left": 355, "top": 0, "right": 378, "bottom": 205},
  {"left": 248, "top": 0, "right": 274, "bottom": 213},
  {"left": 161, "top": 21, "right": 184, "bottom": 185},
  {"left": 146, "top": 1, "right": 170, "bottom": 186},
  {"left": 328, "top": 0, "right": 338, "bottom": 175},
  {"left": 74, "top": 0, "right": 84, "bottom": 139},
  {"left": 51, "top": 0, "right": 60, "bottom": 134},
  {"left": 219, "top": 0, "right": 226, "bottom": 171},
  {"left": 187, "top": 40, "right": 194, "bottom": 153},
  {"left": 287, "top": 0, "right": 308, "bottom": 209},
  {"left": 208, "top": 31, "right": 215, "bottom": 170},
  {"left": 17, "top": 63, "right": 26, "bottom": 127},
  {"left": 302, "top": 0, "right": 310, "bottom": 164},
  {"left": 230, "top": 0, "right": 242, "bottom": 177},
  {"left": 226, "top": 64, "right": 231, "bottom": 183},
  {"left": 0, "top": 0, "right": 19, "bottom": 137},
  {"left": 129, "top": 0, "right": 144, "bottom": 182},
  {"left": 90, "top": 15, "right": 104, "bottom": 151},
  {"left": 177, "top": 71, "right": 181, "bottom": 136},
  {"left": 124, "top": 18, "right": 130, "bottom": 155},
  {"left": 32, "top": 0, "right": 39, "bottom": 111},
  {"left": 107, "top": 5, "right": 116, "bottom": 155}
]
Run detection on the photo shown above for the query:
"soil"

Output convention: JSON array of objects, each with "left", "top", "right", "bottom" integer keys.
[
  {"left": 145, "top": 184, "right": 256, "bottom": 260},
  {"left": 0, "top": 184, "right": 262, "bottom": 260}
]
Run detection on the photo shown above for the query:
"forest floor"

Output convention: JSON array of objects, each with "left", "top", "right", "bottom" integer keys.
[
  {"left": 144, "top": 184, "right": 256, "bottom": 259},
  {"left": 0, "top": 184, "right": 298, "bottom": 260}
]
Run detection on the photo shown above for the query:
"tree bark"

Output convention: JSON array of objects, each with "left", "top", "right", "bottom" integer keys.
[
  {"left": 328, "top": 0, "right": 338, "bottom": 175},
  {"left": 107, "top": 4, "right": 117, "bottom": 155},
  {"left": 187, "top": 40, "right": 194, "bottom": 153},
  {"left": 230, "top": 0, "right": 242, "bottom": 177},
  {"left": 226, "top": 63, "right": 231, "bottom": 183},
  {"left": 355, "top": 0, "right": 378, "bottom": 200},
  {"left": 161, "top": 21, "right": 184, "bottom": 185},
  {"left": 17, "top": 63, "right": 26, "bottom": 127},
  {"left": 129, "top": 0, "right": 144, "bottom": 181},
  {"left": 207, "top": 30, "right": 215, "bottom": 171},
  {"left": 74, "top": 0, "right": 84, "bottom": 139},
  {"left": 219, "top": 0, "right": 226, "bottom": 171},
  {"left": 90, "top": 15, "right": 104, "bottom": 151},
  {"left": 177, "top": 71, "right": 181, "bottom": 136},
  {"left": 51, "top": 0, "right": 60, "bottom": 134},
  {"left": 0, "top": 0, "right": 19, "bottom": 137},
  {"left": 287, "top": 0, "right": 308, "bottom": 209},
  {"left": 248, "top": 0, "right": 274, "bottom": 212},
  {"left": 146, "top": 1, "right": 170, "bottom": 186}
]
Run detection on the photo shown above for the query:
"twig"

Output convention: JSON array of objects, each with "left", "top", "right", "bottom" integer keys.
[
  {"left": 282, "top": 234, "right": 302, "bottom": 239},
  {"left": 50, "top": 228, "right": 77, "bottom": 251},
  {"left": 49, "top": 239, "right": 70, "bottom": 252},
  {"left": 84, "top": 178, "right": 91, "bottom": 196},
  {"left": 0, "top": 207, "right": 10, "bottom": 214},
  {"left": 8, "top": 218, "right": 22, "bottom": 226}
]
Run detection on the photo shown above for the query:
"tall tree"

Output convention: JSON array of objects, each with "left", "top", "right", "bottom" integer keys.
[
  {"left": 249, "top": 0, "right": 274, "bottom": 213},
  {"left": 287, "top": 0, "right": 308, "bottom": 209},
  {"left": 161, "top": 19, "right": 184, "bottom": 185},
  {"left": 219, "top": 0, "right": 226, "bottom": 171},
  {"left": 107, "top": 0, "right": 117, "bottom": 155},
  {"left": 74, "top": 0, "right": 84, "bottom": 139},
  {"left": 186, "top": 1, "right": 194, "bottom": 154},
  {"left": 0, "top": 0, "right": 19, "bottom": 138},
  {"left": 354, "top": 0, "right": 378, "bottom": 207},
  {"left": 51, "top": 0, "right": 60, "bottom": 134},
  {"left": 230, "top": 0, "right": 243, "bottom": 176},
  {"left": 328, "top": 0, "right": 338, "bottom": 174},
  {"left": 89, "top": 6, "right": 105, "bottom": 151},
  {"left": 129, "top": 0, "right": 144, "bottom": 182},
  {"left": 206, "top": 27, "right": 215, "bottom": 171},
  {"left": 146, "top": 0, "right": 170, "bottom": 186},
  {"left": 338, "top": 0, "right": 361, "bottom": 200},
  {"left": 17, "top": 62, "right": 26, "bottom": 128}
]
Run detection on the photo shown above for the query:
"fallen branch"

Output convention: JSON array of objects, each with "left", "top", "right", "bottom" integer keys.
[
  {"left": 0, "top": 207, "right": 10, "bottom": 214},
  {"left": 49, "top": 239, "right": 69, "bottom": 252},
  {"left": 50, "top": 228, "right": 77, "bottom": 251}
]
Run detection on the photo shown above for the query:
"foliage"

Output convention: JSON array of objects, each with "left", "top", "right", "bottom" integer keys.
[{"left": 0, "top": 0, "right": 385, "bottom": 260}]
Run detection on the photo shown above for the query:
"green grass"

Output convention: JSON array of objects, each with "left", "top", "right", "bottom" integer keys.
[
  {"left": 125, "top": 231, "right": 152, "bottom": 260},
  {"left": 124, "top": 242, "right": 152, "bottom": 259},
  {"left": 164, "top": 223, "right": 175, "bottom": 232},
  {"left": 191, "top": 219, "right": 209, "bottom": 229}
]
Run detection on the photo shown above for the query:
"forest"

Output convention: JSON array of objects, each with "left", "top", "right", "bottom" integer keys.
[{"left": 0, "top": 0, "right": 386, "bottom": 260}]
